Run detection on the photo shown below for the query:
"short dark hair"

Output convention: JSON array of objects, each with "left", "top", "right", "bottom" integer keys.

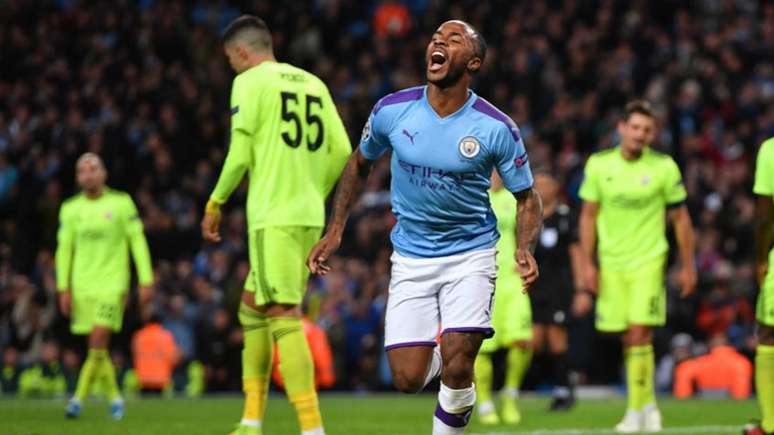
[
  {"left": 222, "top": 15, "right": 272, "bottom": 52},
  {"left": 623, "top": 100, "right": 655, "bottom": 121},
  {"left": 453, "top": 20, "right": 486, "bottom": 64},
  {"left": 471, "top": 30, "right": 487, "bottom": 63}
]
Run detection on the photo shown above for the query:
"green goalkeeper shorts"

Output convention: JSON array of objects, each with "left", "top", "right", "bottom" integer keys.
[
  {"left": 71, "top": 290, "right": 125, "bottom": 335},
  {"left": 595, "top": 256, "right": 666, "bottom": 333},
  {"left": 480, "top": 273, "right": 532, "bottom": 354},
  {"left": 758, "top": 266, "right": 774, "bottom": 326},
  {"left": 244, "top": 226, "right": 322, "bottom": 306}
]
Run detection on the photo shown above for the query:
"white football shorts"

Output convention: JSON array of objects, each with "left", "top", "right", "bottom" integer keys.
[{"left": 384, "top": 247, "right": 497, "bottom": 350}]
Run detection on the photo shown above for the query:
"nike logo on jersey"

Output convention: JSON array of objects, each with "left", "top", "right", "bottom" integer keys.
[{"left": 402, "top": 129, "right": 419, "bottom": 145}]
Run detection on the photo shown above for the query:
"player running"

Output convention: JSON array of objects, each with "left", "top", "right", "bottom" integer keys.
[
  {"left": 307, "top": 20, "right": 542, "bottom": 435},
  {"left": 57, "top": 153, "right": 153, "bottom": 420},
  {"left": 200, "top": 16, "right": 350, "bottom": 435},
  {"left": 745, "top": 136, "right": 774, "bottom": 435},
  {"left": 578, "top": 101, "right": 697, "bottom": 433},
  {"left": 474, "top": 172, "right": 533, "bottom": 426}
]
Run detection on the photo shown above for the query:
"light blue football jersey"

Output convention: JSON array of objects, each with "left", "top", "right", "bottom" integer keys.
[{"left": 359, "top": 85, "right": 533, "bottom": 258}]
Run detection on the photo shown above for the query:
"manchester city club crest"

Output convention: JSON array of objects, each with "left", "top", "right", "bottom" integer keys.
[
  {"left": 458, "top": 136, "right": 480, "bottom": 158},
  {"left": 361, "top": 119, "right": 371, "bottom": 143}
]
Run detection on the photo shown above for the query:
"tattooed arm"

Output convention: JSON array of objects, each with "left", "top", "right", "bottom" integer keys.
[
  {"left": 307, "top": 149, "right": 374, "bottom": 274},
  {"left": 513, "top": 187, "right": 543, "bottom": 291}
]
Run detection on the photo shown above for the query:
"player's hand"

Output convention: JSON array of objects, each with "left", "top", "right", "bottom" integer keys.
[
  {"left": 581, "top": 259, "right": 599, "bottom": 294},
  {"left": 201, "top": 200, "right": 222, "bottom": 243},
  {"left": 677, "top": 264, "right": 697, "bottom": 298},
  {"left": 572, "top": 291, "right": 593, "bottom": 317},
  {"left": 139, "top": 284, "right": 154, "bottom": 307},
  {"left": 757, "top": 262, "right": 769, "bottom": 286},
  {"left": 515, "top": 248, "right": 539, "bottom": 292},
  {"left": 307, "top": 232, "right": 342, "bottom": 275},
  {"left": 58, "top": 291, "right": 72, "bottom": 317}
]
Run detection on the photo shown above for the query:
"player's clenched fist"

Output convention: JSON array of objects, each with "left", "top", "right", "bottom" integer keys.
[
  {"left": 515, "top": 248, "right": 539, "bottom": 292},
  {"left": 307, "top": 233, "right": 342, "bottom": 275}
]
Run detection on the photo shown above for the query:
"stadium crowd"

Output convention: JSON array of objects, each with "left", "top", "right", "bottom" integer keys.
[{"left": 1, "top": 0, "right": 773, "bottom": 396}]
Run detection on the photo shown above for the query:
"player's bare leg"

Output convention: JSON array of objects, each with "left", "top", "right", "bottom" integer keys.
[
  {"left": 616, "top": 325, "right": 659, "bottom": 433},
  {"left": 547, "top": 325, "right": 574, "bottom": 411},
  {"left": 429, "top": 331, "right": 484, "bottom": 435},
  {"left": 387, "top": 346, "right": 436, "bottom": 393},
  {"left": 745, "top": 324, "right": 774, "bottom": 435},
  {"left": 88, "top": 326, "right": 111, "bottom": 349}
]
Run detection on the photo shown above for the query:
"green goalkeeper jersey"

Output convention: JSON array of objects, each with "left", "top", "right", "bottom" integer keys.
[
  {"left": 753, "top": 137, "right": 774, "bottom": 263},
  {"left": 210, "top": 61, "right": 352, "bottom": 231},
  {"left": 55, "top": 188, "right": 153, "bottom": 294},
  {"left": 579, "top": 146, "right": 686, "bottom": 271}
]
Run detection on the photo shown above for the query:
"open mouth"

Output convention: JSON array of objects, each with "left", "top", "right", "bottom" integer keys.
[{"left": 429, "top": 50, "right": 447, "bottom": 72}]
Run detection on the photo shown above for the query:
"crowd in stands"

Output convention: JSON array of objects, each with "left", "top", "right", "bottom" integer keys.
[{"left": 1, "top": 0, "right": 773, "bottom": 396}]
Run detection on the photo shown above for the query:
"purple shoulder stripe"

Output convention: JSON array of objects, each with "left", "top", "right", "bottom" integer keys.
[
  {"left": 472, "top": 98, "right": 521, "bottom": 143},
  {"left": 373, "top": 86, "right": 424, "bottom": 114}
]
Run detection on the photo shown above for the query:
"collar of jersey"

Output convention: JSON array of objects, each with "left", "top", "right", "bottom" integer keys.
[
  {"left": 614, "top": 145, "right": 652, "bottom": 163},
  {"left": 240, "top": 60, "right": 274, "bottom": 76},
  {"left": 421, "top": 86, "right": 477, "bottom": 123}
]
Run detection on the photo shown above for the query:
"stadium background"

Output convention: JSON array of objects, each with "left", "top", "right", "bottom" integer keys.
[{"left": 0, "top": 0, "right": 772, "bottom": 407}]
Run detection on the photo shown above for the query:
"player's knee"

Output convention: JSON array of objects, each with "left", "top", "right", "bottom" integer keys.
[
  {"left": 89, "top": 328, "right": 110, "bottom": 349},
  {"left": 625, "top": 325, "right": 652, "bottom": 346},
  {"left": 392, "top": 370, "right": 424, "bottom": 394},
  {"left": 442, "top": 356, "right": 474, "bottom": 387}
]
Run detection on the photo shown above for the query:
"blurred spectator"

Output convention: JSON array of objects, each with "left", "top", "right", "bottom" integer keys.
[
  {"left": 1, "top": 346, "right": 21, "bottom": 394},
  {"left": 163, "top": 292, "right": 197, "bottom": 363},
  {"left": 0, "top": 154, "right": 18, "bottom": 205},
  {"left": 673, "top": 335, "right": 752, "bottom": 400},
  {"left": 655, "top": 333, "right": 703, "bottom": 392},
  {"left": 342, "top": 298, "right": 382, "bottom": 389},
  {"left": 17, "top": 340, "right": 66, "bottom": 397},
  {"left": 197, "top": 308, "right": 240, "bottom": 391},
  {"left": 696, "top": 262, "right": 755, "bottom": 339},
  {"left": 7, "top": 275, "right": 55, "bottom": 365},
  {"left": 373, "top": 0, "right": 411, "bottom": 38},
  {"left": 132, "top": 313, "right": 179, "bottom": 394}
]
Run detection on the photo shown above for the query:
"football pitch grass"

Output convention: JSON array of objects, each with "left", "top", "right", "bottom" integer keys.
[{"left": 0, "top": 394, "right": 756, "bottom": 435}]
